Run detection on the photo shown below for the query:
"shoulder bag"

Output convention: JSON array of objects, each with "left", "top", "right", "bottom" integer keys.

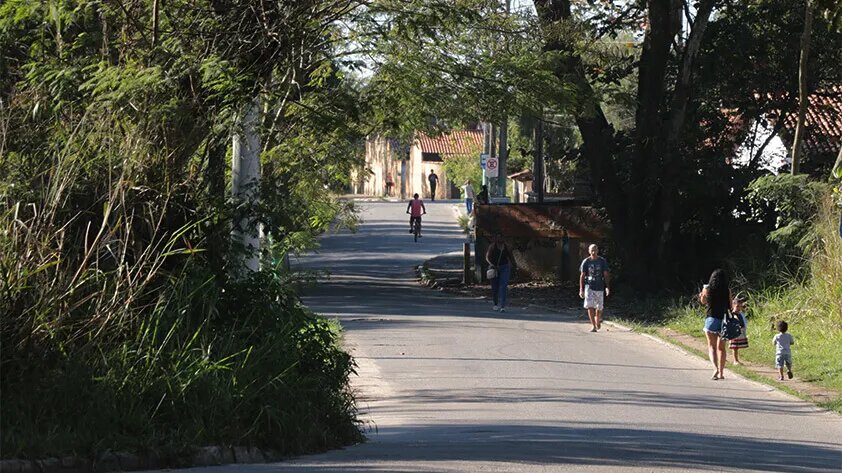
[{"left": 486, "top": 246, "right": 503, "bottom": 279}]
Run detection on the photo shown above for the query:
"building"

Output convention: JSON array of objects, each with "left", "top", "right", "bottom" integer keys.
[
  {"left": 737, "top": 86, "right": 842, "bottom": 175},
  {"left": 354, "top": 128, "right": 483, "bottom": 199}
]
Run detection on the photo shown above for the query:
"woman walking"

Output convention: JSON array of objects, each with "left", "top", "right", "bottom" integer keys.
[
  {"left": 486, "top": 234, "right": 512, "bottom": 312},
  {"left": 699, "top": 269, "right": 732, "bottom": 380}
]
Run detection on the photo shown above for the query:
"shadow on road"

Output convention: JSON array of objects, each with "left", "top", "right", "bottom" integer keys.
[{"left": 269, "top": 423, "right": 840, "bottom": 473}]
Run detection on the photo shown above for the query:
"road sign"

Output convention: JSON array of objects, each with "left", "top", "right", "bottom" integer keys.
[
  {"left": 485, "top": 157, "right": 499, "bottom": 177},
  {"left": 480, "top": 153, "right": 489, "bottom": 169}
]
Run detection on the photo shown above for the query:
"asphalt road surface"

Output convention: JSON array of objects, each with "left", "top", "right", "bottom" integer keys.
[{"left": 152, "top": 200, "right": 842, "bottom": 473}]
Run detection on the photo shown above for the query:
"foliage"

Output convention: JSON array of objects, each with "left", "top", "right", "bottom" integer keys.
[
  {"left": 746, "top": 174, "right": 831, "bottom": 256},
  {"left": 357, "top": 0, "right": 574, "bottom": 135},
  {"left": 1, "top": 263, "right": 361, "bottom": 457},
  {"left": 0, "top": 0, "right": 367, "bottom": 459},
  {"left": 443, "top": 153, "right": 483, "bottom": 197}
]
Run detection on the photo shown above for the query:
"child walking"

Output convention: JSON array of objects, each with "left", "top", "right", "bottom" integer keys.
[
  {"left": 773, "top": 321, "right": 795, "bottom": 381},
  {"left": 729, "top": 295, "right": 749, "bottom": 365}
]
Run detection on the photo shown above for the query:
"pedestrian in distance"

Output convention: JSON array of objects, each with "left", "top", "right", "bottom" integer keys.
[
  {"left": 462, "top": 180, "right": 476, "bottom": 214},
  {"left": 729, "top": 294, "right": 749, "bottom": 365},
  {"left": 485, "top": 233, "right": 512, "bottom": 312},
  {"left": 699, "top": 269, "right": 732, "bottom": 380},
  {"left": 406, "top": 193, "right": 426, "bottom": 237},
  {"left": 428, "top": 169, "right": 439, "bottom": 201},
  {"left": 476, "top": 184, "right": 489, "bottom": 205},
  {"left": 385, "top": 172, "right": 394, "bottom": 197},
  {"left": 579, "top": 244, "right": 610, "bottom": 332},
  {"left": 773, "top": 320, "right": 795, "bottom": 381}
]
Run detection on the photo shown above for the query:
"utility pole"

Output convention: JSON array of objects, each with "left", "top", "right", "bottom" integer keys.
[
  {"left": 482, "top": 122, "right": 492, "bottom": 188},
  {"left": 497, "top": 0, "right": 511, "bottom": 199},
  {"left": 498, "top": 120, "right": 508, "bottom": 198},
  {"left": 791, "top": 0, "right": 814, "bottom": 175},
  {"left": 231, "top": 97, "right": 262, "bottom": 273},
  {"left": 489, "top": 123, "right": 497, "bottom": 195}
]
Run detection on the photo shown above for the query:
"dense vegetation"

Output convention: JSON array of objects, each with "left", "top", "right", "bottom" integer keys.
[{"left": 1, "top": 0, "right": 364, "bottom": 460}]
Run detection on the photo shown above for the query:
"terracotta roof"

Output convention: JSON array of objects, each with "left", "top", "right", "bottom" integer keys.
[
  {"left": 778, "top": 86, "right": 842, "bottom": 156},
  {"left": 508, "top": 169, "right": 533, "bottom": 181},
  {"left": 416, "top": 130, "right": 483, "bottom": 156}
]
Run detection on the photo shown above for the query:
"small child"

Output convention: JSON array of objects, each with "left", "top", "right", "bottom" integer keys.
[
  {"left": 773, "top": 320, "right": 795, "bottom": 381},
  {"left": 729, "top": 295, "right": 749, "bottom": 364}
]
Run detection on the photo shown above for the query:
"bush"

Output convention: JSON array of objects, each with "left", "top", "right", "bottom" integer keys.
[
  {"left": 1, "top": 263, "right": 362, "bottom": 458},
  {"left": 746, "top": 174, "right": 831, "bottom": 258}
]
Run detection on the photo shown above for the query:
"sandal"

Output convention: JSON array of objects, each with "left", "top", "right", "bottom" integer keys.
[{"left": 712, "top": 372, "right": 720, "bottom": 380}]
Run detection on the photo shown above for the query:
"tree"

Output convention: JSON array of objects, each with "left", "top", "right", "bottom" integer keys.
[{"left": 791, "top": 0, "right": 814, "bottom": 175}]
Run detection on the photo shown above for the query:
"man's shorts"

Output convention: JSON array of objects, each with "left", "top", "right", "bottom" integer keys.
[
  {"left": 775, "top": 352, "right": 792, "bottom": 369},
  {"left": 584, "top": 288, "right": 604, "bottom": 310}
]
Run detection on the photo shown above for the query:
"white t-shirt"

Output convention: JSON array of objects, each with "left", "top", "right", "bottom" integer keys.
[
  {"left": 773, "top": 333, "right": 794, "bottom": 355},
  {"left": 463, "top": 183, "right": 475, "bottom": 199}
]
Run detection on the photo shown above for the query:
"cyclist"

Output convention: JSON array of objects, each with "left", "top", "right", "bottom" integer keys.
[{"left": 406, "top": 193, "right": 426, "bottom": 237}]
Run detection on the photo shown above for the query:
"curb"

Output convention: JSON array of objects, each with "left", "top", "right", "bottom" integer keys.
[{"left": 0, "top": 446, "right": 289, "bottom": 473}]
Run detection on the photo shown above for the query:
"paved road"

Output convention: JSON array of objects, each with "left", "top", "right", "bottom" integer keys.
[{"left": 162, "top": 201, "right": 842, "bottom": 472}]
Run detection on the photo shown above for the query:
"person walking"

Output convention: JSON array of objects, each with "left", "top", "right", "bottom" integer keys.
[
  {"left": 699, "top": 269, "right": 732, "bottom": 380},
  {"left": 773, "top": 321, "right": 795, "bottom": 381},
  {"left": 485, "top": 234, "right": 512, "bottom": 312},
  {"left": 428, "top": 169, "right": 439, "bottom": 201},
  {"left": 729, "top": 294, "right": 749, "bottom": 365},
  {"left": 579, "top": 244, "right": 610, "bottom": 332},
  {"left": 462, "top": 180, "right": 476, "bottom": 214}
]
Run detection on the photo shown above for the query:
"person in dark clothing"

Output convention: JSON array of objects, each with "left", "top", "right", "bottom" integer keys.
[
  {"left": 485, "top": 234, "right": 512, "bottom": 312},
  {"left": 699, "top": 269, "right": 734, "bottom": 380},
  {"left": 428, "top": 170, "right": 439, "bottom": 201},
  {"left": 476, "top": 185, "right": 489, "bottom": 205}
]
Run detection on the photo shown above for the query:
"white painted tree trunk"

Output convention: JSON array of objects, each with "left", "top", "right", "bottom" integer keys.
[{"left": 231, "top": 97, "right": 262, "bottom": 273}]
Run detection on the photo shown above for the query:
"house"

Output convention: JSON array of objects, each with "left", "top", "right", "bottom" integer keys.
[
  {"left": 737, "top": 86, "right": 842, "bottom": 175},
  {"left": 354, "top": 127, "right": 484, "bottom": 199},
  {"left": 507, "top": 169, "right": 533, "bottom": 203}
]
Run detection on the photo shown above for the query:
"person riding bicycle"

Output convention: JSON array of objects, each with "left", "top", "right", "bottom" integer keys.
[{"left": 406, "top": 193, "right": 426, "bottom": 237}]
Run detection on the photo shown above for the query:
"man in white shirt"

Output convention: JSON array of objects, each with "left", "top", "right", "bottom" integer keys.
[{"left": 462, "top": 181, "right": 476, "bottom": 214}]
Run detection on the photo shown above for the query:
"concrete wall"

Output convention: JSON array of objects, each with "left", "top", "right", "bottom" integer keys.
[
  {"left": 359, "top": 135, "right": 458, "bottom": 199},
  {"left": 356, "top": 136, "right": 401, "bottom": 197},
  {"left": 409, "top": 146, "right": 455, "bottom": 200}
]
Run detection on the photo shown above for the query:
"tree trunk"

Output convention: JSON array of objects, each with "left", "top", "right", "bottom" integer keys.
[
  {"left": 231, "top": 97, "right": 262, "bottom": 274},
  {"left": 206, "top": 135, "right": 228, "bottom": 280},
  {"left": 791, "top": 0, "right": 814, "bottom": 175},
  {"left": 534, "top": 0, "right": 716, "bottom": 290}
]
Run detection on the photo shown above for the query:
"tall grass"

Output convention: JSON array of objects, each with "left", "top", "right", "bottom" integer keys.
[{"left": 0, "top": 110, "right": 361, "bottom": 459}]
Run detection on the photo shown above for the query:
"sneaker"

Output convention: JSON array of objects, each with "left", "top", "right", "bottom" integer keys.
[
  {"left": 787, "top": 370, "right": 793, "bottom": 379},
  {"left": 499, "top": 307, "right": 506, "bottom": 313},
  {"left": 409, "top": 229, "right": 413, "bottom": 234},
  {"left": 779, "top": 376, "right": 785, "bottom": 381},
  {"left": 590, "top": 327, "right": 598, "bottom": 332},
  {"left": 493, "top": 305, "right": 499, "bottom": 311}
]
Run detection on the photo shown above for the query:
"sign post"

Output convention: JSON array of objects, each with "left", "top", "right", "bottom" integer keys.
[{"left": 485, "top": 156, "right": 499, "bottom": 178}]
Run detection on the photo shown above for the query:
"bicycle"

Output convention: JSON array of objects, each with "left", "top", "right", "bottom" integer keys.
[{"left": 411, "top": 216, "right": 422, "bottom": 242}]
